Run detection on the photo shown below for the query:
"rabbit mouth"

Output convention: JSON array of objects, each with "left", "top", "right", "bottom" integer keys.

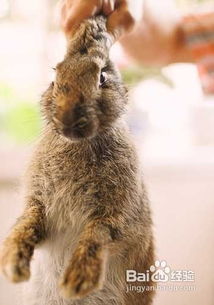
[
  {"left": 62, "top": 119, "right": 98, "bottom": 140},
  {"left": 52, "top": 102, "right": 99, "bottom": 141},
  {"left": 52, "top": 116, "right": 99, "bottom": 141}
]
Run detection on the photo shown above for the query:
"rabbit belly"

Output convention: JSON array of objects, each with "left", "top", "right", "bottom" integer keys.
[
  {"left": 22, "top": 230, "right": 74, "bottom": 305},
  {"left": 21, "top": 230, "right": 124, "bottom": 305}
]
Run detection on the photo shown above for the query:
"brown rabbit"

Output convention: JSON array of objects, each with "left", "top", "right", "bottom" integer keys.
[{"left": 0, "top": 16, "right": 155, "bottom": 305}]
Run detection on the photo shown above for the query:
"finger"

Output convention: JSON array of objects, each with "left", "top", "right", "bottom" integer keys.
[
  {"left": 107, "top": 1, "right": 135, "bottom": 41},
  {"left": 102, "top": 0, "right": 115, "bottom": 16},
  {"left": 60, "top": 2, "right": 67, "bottom": 25},
  {"left": 62, "top": 1, "right": 102, "bottom": 34}
]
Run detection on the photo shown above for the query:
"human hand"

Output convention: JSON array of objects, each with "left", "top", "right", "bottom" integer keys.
[
  {"left": 60, "top": 0, "right": 134, "bottom": 40},
  {"left": 120, "top": 0, "right": 194, "bottom": 66}
]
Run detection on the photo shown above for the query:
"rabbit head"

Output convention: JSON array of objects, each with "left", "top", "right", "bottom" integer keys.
[{"left": 42, "top": 16, "right": 127, "bottom": 141}]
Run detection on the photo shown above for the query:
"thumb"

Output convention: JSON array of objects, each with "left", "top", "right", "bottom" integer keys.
[
  {"left": 61, "top": 0, "right": 102, "bottom": 35},
  {"left": 106, "top": 1, "right": 135, "bottom": 41}
]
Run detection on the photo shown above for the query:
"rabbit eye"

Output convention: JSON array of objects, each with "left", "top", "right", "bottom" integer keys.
[{"left": 99, "top": 72, "right": 107, "bottom": 87}]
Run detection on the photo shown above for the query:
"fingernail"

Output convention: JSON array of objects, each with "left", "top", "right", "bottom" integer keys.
[
  {"left": 103, "top": 0, "right": 114, "bottom": 16},
  {"left": 109, "top": 0, "right": 115, "bottom": 12}
]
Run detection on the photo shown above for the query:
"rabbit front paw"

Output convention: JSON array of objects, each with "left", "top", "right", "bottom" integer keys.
[
  {"left": 60, "top": 243, "right": 105, "bottom": 299},
  {"left": 0, "top": 242, "right": 31, "bottom": 283}
]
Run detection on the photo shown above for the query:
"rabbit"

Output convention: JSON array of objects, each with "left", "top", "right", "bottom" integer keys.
[{"left": 0, "top": 16, "right": 155, "bottom": 305}]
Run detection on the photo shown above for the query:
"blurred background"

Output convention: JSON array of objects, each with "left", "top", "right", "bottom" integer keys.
[{"left": 0, "top": 0, "right": 214, "bottom": 304}]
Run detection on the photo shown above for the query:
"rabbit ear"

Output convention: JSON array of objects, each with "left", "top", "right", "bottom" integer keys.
[
  {"left": 65, "top": 16, "right": 114, "bottom": 55},
  {"left": 106, "top": 1, "right": 135, "bottom": 41}
]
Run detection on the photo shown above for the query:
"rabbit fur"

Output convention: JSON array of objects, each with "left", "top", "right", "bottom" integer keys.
[{"left": 0, "top": 16, "right": 155, "bottom": 305}]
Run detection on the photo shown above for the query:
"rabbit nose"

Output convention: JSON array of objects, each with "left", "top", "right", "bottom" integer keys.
[
  {"left": 61, "top": 104, "right": 88, "bottom": 126},
  {"left": 60, "top": 104, "right": 97, "bottom": 140},
  {"left": 64, "top": 117, "right": 89, "bottom": 136},
  {"left": 72, "top": 117, "right": 88, "bottom": 129},
  {"left": 62, "top": 119, "right": 95, "bottom": 139}
]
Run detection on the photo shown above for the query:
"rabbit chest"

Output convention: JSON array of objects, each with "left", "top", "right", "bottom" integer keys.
[{"left": 34, "top": 132, "right": 137, "bottom": 234}]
